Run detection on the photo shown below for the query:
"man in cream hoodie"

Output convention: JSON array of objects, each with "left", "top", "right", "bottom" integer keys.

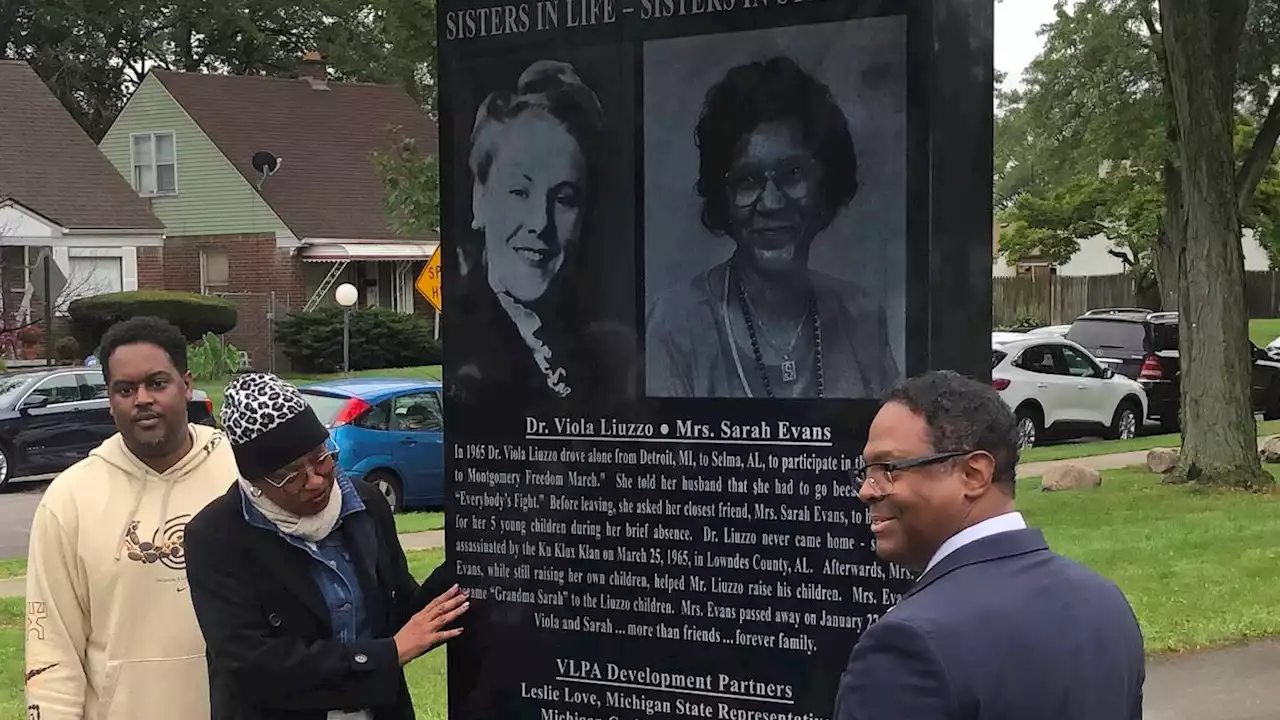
[{"left": 25, "top": 316, "right": 239, "bottom": 719}]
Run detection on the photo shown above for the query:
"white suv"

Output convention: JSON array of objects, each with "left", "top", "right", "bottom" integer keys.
[{"left": 992, "top": 336, "right": 1148, "bottom": 449}]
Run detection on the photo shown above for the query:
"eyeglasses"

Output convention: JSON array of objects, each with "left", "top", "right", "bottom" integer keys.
[
  {"left": 262, "top": 445, "right": 340, "bottom": 490},
  {"left": 849, "top": 451, "right": 975, "bottom": 494},
  {"left": 726, "top": 160, "right": 817, "bottom": 208}
]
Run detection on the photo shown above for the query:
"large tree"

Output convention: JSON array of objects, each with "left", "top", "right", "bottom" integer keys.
[
  {"left": 2, "top": 0, "right": 438, "bottom": 140},
  {"left": 1158, "top": 0, "right": 1275, "bottom": 488},
  {"left": 997, "top": 0, "right": 1280, "bottom": 488},
  {"left": 996, "top": 0, "right": 1280, "bottom": 302}
]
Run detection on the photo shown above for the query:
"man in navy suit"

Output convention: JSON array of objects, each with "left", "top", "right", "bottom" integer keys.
[{"left": 833, "top": 371, "right": 1144, "bottom": 720}]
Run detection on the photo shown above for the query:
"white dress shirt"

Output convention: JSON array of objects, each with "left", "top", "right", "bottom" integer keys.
[{"left": 923, "top": 511, "right": 1028, "bottom": 574}]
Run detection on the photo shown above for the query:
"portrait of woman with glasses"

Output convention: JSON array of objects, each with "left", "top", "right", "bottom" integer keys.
[
  {"left": 183, "top": 373, "right": 473, "bottom": 720},
  {"left": 646, "top": 55, "right": 901, "bottom": 399}
]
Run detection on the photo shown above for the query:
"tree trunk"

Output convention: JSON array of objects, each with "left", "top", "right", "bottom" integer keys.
[
  {"left": 1159, "top": 0, "right": 1271, "bottom": 489},
  {"left": 1153, "top": 159, "right": 1185, "bottom": 313}
]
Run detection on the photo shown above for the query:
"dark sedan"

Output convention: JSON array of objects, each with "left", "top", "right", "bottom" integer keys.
[{"left": 0, "top": 367, "right": 215, "bottom": 488}]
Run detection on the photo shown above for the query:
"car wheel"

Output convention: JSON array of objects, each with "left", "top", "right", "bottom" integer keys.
[
  {"left": 1015, "top": 407, "right": 1041, "bottom": 450},
  {"left": 366, "top": 471, "right": 403, "bottom": 513},
  {"left": 1110, "top": 401, "right": 1141, "bottom": 441},
  {"left": 0, "top": 444, "right": 9, "bottom": 490}
]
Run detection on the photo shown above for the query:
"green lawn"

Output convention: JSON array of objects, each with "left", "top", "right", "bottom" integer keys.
[
  {"left": 395, "top": 512, "right": 446, "bottom": 535},
  {"left": 197, "top": 365, "right": 442, "bottom": 413},
  {"left": 403, "top": 550, "right": 448, "bottom": 719},
  {"left": 1249, "top": 318, "right": 1280, "bottom": 348},
  {"left": 0, "top": 559, "right": 25, "bottom": 580},
  {"left": 1020, "top": 467, "right": 1280, "bottom": 653},
  {"left": 1021, "top": 419, "right": 1280, "bottom": 464},
  {"left": 0, "top": 599, "right": 24, "bottom": 716}
]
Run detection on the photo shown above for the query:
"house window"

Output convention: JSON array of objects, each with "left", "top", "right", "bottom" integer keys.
[
  {"left": 200, "top": 250, "right": 229, "bottom": 294},
  {"left": 131, "top": 132, "right": 177, "bottom": 196},
  {"left": 66, "top": 256, "right": 123, "bottom": 300}
]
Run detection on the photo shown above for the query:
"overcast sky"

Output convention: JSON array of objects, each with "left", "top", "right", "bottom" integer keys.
[{"left": 996, "top": 0, "right": 1061, "bottom": 89}]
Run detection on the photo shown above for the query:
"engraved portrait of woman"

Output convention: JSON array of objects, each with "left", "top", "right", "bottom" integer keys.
[
  {"left": 451, "top": 60, "right": 631, "bottom": 409},
  {"left": 645, "top": 56, "right": 902, "bottom": 399}
]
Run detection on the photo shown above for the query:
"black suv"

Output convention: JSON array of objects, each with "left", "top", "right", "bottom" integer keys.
[
  {"left": 0, "top": 367, "right": 217, "bottom": 488},
  {"left": 1064, "top": 309, "right": 1280, "bottom": 430}
]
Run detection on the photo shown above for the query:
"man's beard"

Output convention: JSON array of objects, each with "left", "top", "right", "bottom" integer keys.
[{"left": 128, "top": 428, "right": 174, "bottom": 456}]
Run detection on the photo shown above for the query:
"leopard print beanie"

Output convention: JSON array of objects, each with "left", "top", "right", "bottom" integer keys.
[{"left": 220, "top": 372, "right": 329, "bottom": 480}]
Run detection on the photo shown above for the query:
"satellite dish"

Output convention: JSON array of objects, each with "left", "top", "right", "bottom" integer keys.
[{"left": 252, "top": 151, "right": 282, "bottom": 189}]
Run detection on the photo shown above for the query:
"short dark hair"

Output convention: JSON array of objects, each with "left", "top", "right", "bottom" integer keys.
[
  {"left": 694, "top": 55, "right": 860, "bottom": 236},
  {"left": 98, "top": 316, "right": 189, "bottom": 381},
  {"left": 885, "top": 371, "right": 1020, "bottom": 492}
]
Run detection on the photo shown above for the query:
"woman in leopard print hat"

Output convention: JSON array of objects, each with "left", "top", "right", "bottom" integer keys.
[{"left": 183, "top": 372, "right": 469, "bottom": 720}]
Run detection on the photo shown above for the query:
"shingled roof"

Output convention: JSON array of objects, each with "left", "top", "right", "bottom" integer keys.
[
  {"left": 0, "top": 60, "right": 163, "bottom": 231},
  {"left": 153, "top": 70, "right": 437, "bottom": 243}
]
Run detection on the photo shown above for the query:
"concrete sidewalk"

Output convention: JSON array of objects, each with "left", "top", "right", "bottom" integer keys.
[
  {"left": 1018, "top": 435, "right": 1273, "bottom": 479},
  {"left": 1143, "top": 640, "right": 1280, "bottom": 719},
  {"left": 1018, "top": 450, "right": 1153, "bottom": 479}
]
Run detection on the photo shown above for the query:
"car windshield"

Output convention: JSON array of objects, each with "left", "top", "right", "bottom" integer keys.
[
  {"left": 992, "top": 349, "right": 1007, "bottom": 368},
  {"left": 0, "top": 374, "right": 35, "bottom": 407},
  {"left": 301, "top": 390, "right": 353, "bottom": 425},
  {"left": 1066, "top": 320, "right": 1147, "bottom": 353}
]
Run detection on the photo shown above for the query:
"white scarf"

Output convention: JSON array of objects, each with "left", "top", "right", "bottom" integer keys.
[{"left": 239, "top": 477, "right": 343, "bottom": 543}]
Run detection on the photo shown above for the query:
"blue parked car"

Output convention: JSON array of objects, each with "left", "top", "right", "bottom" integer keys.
[{"left": 298, "top": 377, "right": 443, "bottom": 513}]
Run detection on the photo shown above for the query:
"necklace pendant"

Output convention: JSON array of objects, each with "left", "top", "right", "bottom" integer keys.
[{"left": 781, "top": 359, "right": 798, "bottom": 383}]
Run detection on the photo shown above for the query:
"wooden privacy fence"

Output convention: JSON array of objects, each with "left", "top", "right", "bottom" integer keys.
[{"left": 992, "top": 272, "right": 1280, "bottom": 327}]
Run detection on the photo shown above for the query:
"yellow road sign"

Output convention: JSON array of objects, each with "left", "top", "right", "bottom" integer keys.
[{"left": 416, "top": 247, "right": 442, "bottom": 312}]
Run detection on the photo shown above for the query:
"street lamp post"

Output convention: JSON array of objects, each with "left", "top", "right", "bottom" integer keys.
[{"left": 335, "top": 283, "right": 358, "bottom": 374}]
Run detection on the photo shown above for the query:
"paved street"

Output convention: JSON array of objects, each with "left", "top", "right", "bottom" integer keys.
[{"left": 0, "top": 477, "right": 51, "bottom": 559}]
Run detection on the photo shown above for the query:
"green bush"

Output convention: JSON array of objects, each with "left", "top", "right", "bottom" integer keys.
[
  {"left": 67, "top": 291, "right": 238, "bottom": 353},
  {"left": 53, "top": 336, "right": 81, "bottom": 362},
  {"left": 274, "top": 307, "right": 440, "bottom": 373},
  {"left": 188, "top": 332, "right": 243, "bottom": 381}
]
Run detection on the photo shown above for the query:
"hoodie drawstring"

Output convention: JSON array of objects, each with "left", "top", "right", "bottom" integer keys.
[
  {"left": 110, "top": 429, "right": 212, "bottom": 561},
  {"left": 156, "top": 477, "right": 177, "bottom": 547}
]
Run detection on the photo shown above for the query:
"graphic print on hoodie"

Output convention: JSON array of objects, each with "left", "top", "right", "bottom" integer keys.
[{"left": 24, "top": 424, "right": 238, "bottom": 720}]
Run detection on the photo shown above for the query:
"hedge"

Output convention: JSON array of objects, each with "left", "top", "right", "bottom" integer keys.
[
  {"left": 67, "top": 290, "right": 238, "bottom": 353},
  {"left": 274, "top": 307, "right": 440, "bottom": 373}
]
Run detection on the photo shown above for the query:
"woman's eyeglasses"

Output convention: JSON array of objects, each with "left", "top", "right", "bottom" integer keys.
[
  {"left": 262, "top": 446, "right": 341, "bottom": 490},
  {"left": 726, "top": 160, "right": 817, "bottom": 208},
  {"left": 849, "top": 451, "right": 975, "bottom": 494}
]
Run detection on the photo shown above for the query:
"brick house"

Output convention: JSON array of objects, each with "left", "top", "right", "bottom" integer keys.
[
  {"left": 0, "top": 60, "right": 166, "bottom": 360},
  {"left": 96, "top": 54, "right": 439, "bottom": 371}
]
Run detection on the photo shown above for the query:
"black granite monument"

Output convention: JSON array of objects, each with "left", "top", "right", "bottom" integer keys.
[{"left": 439, "top": 1, "right": 993, "bottom": 717}]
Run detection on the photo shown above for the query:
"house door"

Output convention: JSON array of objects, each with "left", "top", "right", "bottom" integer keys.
[{"left": 392, "top": 261, "right": 414, "bottom": 313}]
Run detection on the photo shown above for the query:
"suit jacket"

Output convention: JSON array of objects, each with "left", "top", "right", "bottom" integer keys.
[
  {"left": 184, "top": 480, "right": 462, "bottom": 720},
  {"left": 833, "top": 528, "right": 1144, "bottom": 720}
]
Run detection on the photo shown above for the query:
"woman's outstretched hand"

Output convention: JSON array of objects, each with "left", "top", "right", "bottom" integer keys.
[{"left": 394, "top": 584, "right": 470, "bottom": 665}]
